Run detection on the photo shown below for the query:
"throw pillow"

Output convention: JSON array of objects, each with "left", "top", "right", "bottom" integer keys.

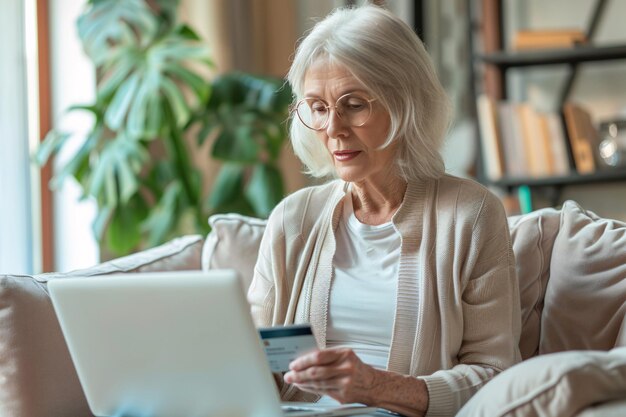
[
  {"left": 541, "top": 200, "right": 626, "bottom": 354},
  {"left": 507, "top": 206, "right": 561, "bottom": 359},
  {"left": 456, "top": 347, "right": 626, "bottom": 417},
  {"left": 202, "top": 214, "right": 267, "bottom": 292}
]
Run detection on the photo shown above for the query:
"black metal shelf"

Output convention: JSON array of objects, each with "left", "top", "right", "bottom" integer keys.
[
  {"left": 469, "top": 0, "right": 626, "bottom": 209},
  {"left": 487, "top": 168, "right": 626, "bottom": 189},
  {"left": 475, "top": 43, "right": 626, "bottom": 69}
]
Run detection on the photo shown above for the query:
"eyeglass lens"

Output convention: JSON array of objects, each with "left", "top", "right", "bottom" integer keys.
[{"left": 296, "top": 94, "right": 373, "bottom": 130}]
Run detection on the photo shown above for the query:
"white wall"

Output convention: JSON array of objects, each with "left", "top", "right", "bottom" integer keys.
[{"left": 49, "top": 0, "right": 99, "bottom": 271}]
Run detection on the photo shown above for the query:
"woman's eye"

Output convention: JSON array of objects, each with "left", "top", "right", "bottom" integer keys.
[
  {"left": 311, "top": 103, "right": 327, "bottom": 113},
  {"left": 344, "top": 100, "right": 366, "bottom": 111}
]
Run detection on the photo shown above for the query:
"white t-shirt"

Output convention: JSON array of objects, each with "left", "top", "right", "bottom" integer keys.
[
  {"left": 326, "top": 192, "right": 401, "bottom": 369},
  {"left": 317, "top": 193, "right": 401, "bottom": 405}
]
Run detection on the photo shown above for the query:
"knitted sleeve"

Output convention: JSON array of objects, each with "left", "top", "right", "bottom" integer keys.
[{"left": 421, "top": 192, "right": 522, "bottom": 416}]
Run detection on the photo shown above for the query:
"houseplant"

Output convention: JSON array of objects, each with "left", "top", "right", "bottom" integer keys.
[{"left": 37, "top": 0, "right": 292, "bottom": 256}]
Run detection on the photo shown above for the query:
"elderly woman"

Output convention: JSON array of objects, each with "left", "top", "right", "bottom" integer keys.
[{"left": 248, "top": 4, "right": 521, "bottom": 417}]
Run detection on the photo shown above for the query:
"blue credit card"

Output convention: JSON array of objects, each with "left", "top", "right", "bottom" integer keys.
[{"left": 258, "top": 324, "right": 318, "bottom": 373}]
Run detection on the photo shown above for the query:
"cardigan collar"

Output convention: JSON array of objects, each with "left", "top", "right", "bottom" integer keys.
[{"left": 309, "top": 178, "right": 433, "bottom": 374}]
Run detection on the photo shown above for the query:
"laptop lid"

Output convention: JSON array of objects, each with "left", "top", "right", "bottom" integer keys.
[{"left": 49, "top": 270, "right": 283, "bottom": 417}]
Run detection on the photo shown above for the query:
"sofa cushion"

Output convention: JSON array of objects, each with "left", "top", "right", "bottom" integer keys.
[
  {"left": 0, "top": 235, "right": 203, "bottom": 417},
  {"left": 575, "top": 399, "right": 626, "bottom": 417},
  {"left": 202, "top": 214, "right": 267, "bottom": 292},
  {"left": 456, "top": 347, "right": 626, "bottom": 417},
  {"left": 508, "top": 207, "right": 561, "bottom": 359},
  {"left": 541, "top": 201, "right": 626, "bottom": 354}
]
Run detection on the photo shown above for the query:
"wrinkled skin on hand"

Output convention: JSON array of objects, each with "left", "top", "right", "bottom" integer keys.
[{"left": 283, "top": 347, "right": 379, "bottom": 404}]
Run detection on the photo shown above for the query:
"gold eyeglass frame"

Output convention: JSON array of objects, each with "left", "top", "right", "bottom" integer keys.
[{"left": 292, "top": 93, "right": 378, "bottom": 131}]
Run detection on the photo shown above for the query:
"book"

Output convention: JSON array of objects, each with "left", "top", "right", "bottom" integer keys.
[
  {"left": 542, "top": 113, "right": 570, "bottom": 176},
  {"left": 563, "top": 103, "right": 598, "bottom": 174},
  {"left": 513, "top": 29, "right": 587, "bottom": 50},
  {"left": 497, "top": 102, "right": 531, "bottom": 178},
  {"left": 517, "top": 103, "right": 550, "bottom": 177},
  {"left": 476, "top": 95, "right": 505, "bottom": 180},
  {"left": 537, "top": 113, "right": 556, "bottom": 175}
]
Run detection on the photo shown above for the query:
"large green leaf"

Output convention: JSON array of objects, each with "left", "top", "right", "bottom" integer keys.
[
  {"left": 142, "top": 180, "right": 182, "bottom": 245},
  {"left": 77, "top": 0, "right": 157, "bottom": 65},
  {"left": 144, "top": 95, "right": 163, "bottom": 139},
  {"left": 105, "top": 71, "right": 141, "bottom": 130},
  {"left": 96, "top": 26, "right": 210, "bottom": 136},
  {"left": 92, "top": 204, "right": 113, "bottom": 241},
  {"left": 208, "top": 75, "right": 246, "bottom": 108},
  {"left": 174, "top": 23, "right": 200, "bottom": 41},
  {"left": 211, "top": 122, "right": 260, "bottom": 163},
  {"left": 211, "top": 194, "right": 255, "bottom": 217},
  {"left": 104, "top": 194, "right": 148, "bottom": 255},
  {"left": 161, "top": 77, "right": 190, "bottom": 128},
  {"left": 34, "top": 130, "right": 71, "bottom": 166},
  {"left": 49, "top": 125, "right": 103, "bottom": 190},
  {"left": 126, "top": 80, "right": 151, "bottom": 139},
  {"left": 87, "top": 134, "right": 148, "bottom": 206},
  {"left": 150, "top": 40, "right": 210, "bottom": 62},
  {"left": 263, "top": 123, "right": 286, "bottom": 161},
  {"left": 245, "top": 163, "right": 285, "bottom": 218},
  {"left": 98, "top": 55, "right": 136, "bottom": 101},
  {"left": 164, "top": 63, "right": 209, "bottom": 103},
  {"left": 200, "top": 73, "right": 291, "bottom": 163},
  {"left": 154, "top": 0, "right": 180, "bottom": 28},
  {"left": 207, "top": 163, "right": 244, "bottom": 210}
]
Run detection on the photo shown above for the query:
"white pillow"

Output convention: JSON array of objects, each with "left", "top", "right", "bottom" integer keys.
[
  {"left": 202, "top": 213, "right": 267, "bottom": 292},
  {"left": 456, "top": 348, "right": 626, "bottom": 417}
]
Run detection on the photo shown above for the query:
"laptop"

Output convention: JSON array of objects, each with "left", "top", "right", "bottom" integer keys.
[{"left": 48, "top": 270, "right": 378, "bottom": 417}]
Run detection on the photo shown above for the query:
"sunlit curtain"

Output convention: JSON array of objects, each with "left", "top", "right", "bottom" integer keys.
[
  {"left": 180, "top": 0, "right": 297, "bottom": 76},
  {"left": 0, "top": 0, "right": 35, "bottom": 274}
]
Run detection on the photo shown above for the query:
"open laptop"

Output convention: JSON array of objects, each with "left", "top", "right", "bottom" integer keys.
[{"left": 48, "top": 270, "right": 378, "bottom": 417}]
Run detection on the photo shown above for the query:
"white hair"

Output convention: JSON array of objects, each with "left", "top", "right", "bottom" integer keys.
[{"left": 287, "top": 4, "right": 451, "bottom": 181}]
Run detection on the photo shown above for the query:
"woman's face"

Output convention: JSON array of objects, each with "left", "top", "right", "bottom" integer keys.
[{"left": 302, "top": 60, "right": 396, "bottom": 185}]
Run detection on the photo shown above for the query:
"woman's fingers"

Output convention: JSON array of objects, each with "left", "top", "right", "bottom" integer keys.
[
  {"left": 293, "top": 376, "right": 348, "bottom": 392},
  {"left": 289, "top": 348, "right": 345, "bottom": 371},
  {"left": 283, "top": 347, "right": 379, "bottom": 404},
  {"left": 284, "top": 363, "right": 344, "bottom": 384}
]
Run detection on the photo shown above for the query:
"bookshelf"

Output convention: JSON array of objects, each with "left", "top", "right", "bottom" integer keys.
[
  {"left": 469, "top": 0, "right": 626, "bottom": 209},
  {"left": 491, "top": 168, "right": 626, "bottom": 189},
  {"left": 476, "top": 43, "right": 626, "bottom": 68}
]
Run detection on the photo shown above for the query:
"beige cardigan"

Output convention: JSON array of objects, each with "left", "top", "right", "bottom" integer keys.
[{"left": 248, "top": 175, "right": 522, "bottom": 416}]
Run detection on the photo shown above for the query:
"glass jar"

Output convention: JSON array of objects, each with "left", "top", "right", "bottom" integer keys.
[{"left": 598, "top": 120, "right": 626, "bottom": 168}]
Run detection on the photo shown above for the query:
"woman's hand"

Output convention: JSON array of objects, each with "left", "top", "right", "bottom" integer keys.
[
  {"left": 283, "top": 347, "right": 379, "bottom": 404},
  {"left": 284, "top": 347, "right": 429, "bottom": 417}
]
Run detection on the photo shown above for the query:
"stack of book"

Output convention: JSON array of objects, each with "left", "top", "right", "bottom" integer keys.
[
  {"left": 512, "top": 29, "right": 587, "bottom": 50},
  {"left": 476, "top": 95, "right": 599, "bottom": 181}
]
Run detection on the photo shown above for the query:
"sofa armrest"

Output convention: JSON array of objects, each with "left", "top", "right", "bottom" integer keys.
[
  {"left": 37, "top": 235, "right": 204, "bottom": 281},
  {"left": 0, "top": 235, "right": 204, "bottom": 417}
]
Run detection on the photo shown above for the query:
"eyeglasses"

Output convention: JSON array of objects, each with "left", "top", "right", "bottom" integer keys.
[{"left": 292, "top": 93, "right": 377, "bottom": 131}]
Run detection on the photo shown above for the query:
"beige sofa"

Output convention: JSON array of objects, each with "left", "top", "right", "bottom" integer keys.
[{"left": 1, "top": 200, "right": 625, "bottom": 417}]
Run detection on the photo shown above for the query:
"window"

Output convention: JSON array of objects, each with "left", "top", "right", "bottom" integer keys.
[{"left": 0, "top": 0, "right": 36, "bottom": 274}]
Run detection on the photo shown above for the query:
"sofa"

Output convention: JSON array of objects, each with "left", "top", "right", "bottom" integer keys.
[{"left": 0, "top": 200, "right": 625, "bottom": 417}]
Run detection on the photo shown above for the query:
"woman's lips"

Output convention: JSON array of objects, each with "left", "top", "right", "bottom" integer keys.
[{"left": 333, "top": 150, "right": 361, "bottom": 161}]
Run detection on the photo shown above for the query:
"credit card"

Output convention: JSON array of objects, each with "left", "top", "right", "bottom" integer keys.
[{"left": 258, "top": 324, "right": 318, "bottom": 373}]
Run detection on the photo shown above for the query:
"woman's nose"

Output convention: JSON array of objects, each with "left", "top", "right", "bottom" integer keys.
[{"left": 325, "top": 108, "right": 349, "bottom": 138}]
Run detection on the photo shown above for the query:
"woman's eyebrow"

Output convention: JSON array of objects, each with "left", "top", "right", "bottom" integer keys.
[{"left": 303, "top": 88, "right": 369, "bottom": 98}]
